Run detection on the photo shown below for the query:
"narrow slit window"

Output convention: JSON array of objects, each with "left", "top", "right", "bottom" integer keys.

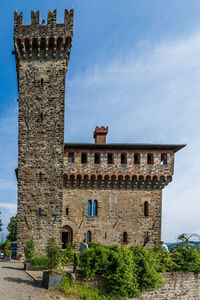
[
  {"left": 87, "top": 230, "right": 91, "bottom": 242},
  {"left": 40, "top": 113, "right": 43, "bottom": 123},
  {"left": 88, "top": 200, "right": 92, "bottom": 216},
  {"left": 68, "top": 152, "right": 74, "bottom": 163},
  {"left": 108, "top": 153, "right": 114, "bottom": 164},
  {"left": 93, "top": 200, "right": 98, "bottom": 216},
  {"left": 38, "top": 208, "right": 42, "bottom": 216},
  {"left": 39, "top": 172, "right": 42, "bottom": 182},
  {"left": 144, "top": 201, "right": 149, "bottom": 217},
  {"left": 147, "top": 153, "right": 154, "bottom": 165},
  {"left": 121, "top": 153, "right": 127, "bottom": 164},
  {"left": 134, "top": 153, "right": 140, "bottom": 164},
  {"left": 161, "top": 153, "right": 167, "bottom": 165},
  {"left": 123, "top": 232, "right": 128, "bottom": 243},
  {"left": 81, "top": 153, "right": 87, "bottom": 164},
  {"left": 66, "top": 207, "right": 69, "bottom": 215},
  {"left": 41, "top": 78, "right": 44, "bottom": 88},
  {"left": 94, "top": 153, "right": 100, "bottom": 164}
]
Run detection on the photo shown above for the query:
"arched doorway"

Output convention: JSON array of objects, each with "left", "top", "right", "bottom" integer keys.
[{"left": 62, "top": 225, "right": 73, "bottom": 249}]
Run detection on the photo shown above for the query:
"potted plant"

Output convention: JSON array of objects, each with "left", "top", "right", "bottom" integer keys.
[
  {"left": 43, "top": 237, "right": 66, "bottom": 289},
  {"left": 4, "top": 241, "right": 12, "bottom": 261},
  {"left": 18, "top": 253, "right": 23, "bottom": 261},
  {"left": 24, "top": 240, "right": 35, "bottom": 270}
]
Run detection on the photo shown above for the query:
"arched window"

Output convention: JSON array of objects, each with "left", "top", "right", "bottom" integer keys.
[
  {"left": 88, "top": 200, "right": 92, "bottom": 216},
  {"left": 38, "top": 208, "right": 42, "bottom": 216},
  {"left": 144, "top": 201, "right": 149, "bottom": 217},
  {"left": 87, "top": 230, "right": 91, "bottom": 242},
  {"left": 40, "top": 113, "right": 43, "bottom": 123},
  {"left": 39, "top": 172, "right": 42, "bottom": 182},
  {"left": 123, "top": 232, "right": 128, "bottom": 243},
  {"left": 41, "top": 78, "right": 44, "bottom": 88},
  {"left": 93, "top": 200, "right": 98, "bottom": 216}
]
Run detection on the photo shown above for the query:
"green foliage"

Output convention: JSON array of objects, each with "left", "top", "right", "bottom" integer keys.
[
  {"left": 46, "top": 237, "right": 65, "bottom": 275},
  {"left": 153, "top": 245, "right": 179, "bottom": 272},
  {"left": 30, "top": 255, "right": 49, "bottom": 270},
  {"left": 7, "top": 215, "right": 17, "bottom": 242},
  {"left": 171, "top": 247, "right": 200, "bottom": 273},
  {"left": 4, "top": 240, "right": 11, "bottom": 257},
  {"left": 24, "top": 240, "right": 35, "bottom": 263},
  {"left": 63, "top": 243, "right": 74, "bottom": 264}
]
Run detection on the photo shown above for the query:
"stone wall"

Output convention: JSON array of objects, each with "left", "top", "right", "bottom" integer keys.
[
  {"left": 62, "top": 188, "right": 162, "bottom": 247},
  {"left": 138, "top": 272, "right": 200, "bottom": 300}
]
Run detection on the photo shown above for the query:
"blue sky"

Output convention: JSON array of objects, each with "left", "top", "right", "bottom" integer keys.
[{"left": 0, "top": 0, "right": 200, "bottom": 242}]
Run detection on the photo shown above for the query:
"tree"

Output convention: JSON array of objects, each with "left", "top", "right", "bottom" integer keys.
[{"left": 7, "top": 215, "right": 17, "bottom": 241}]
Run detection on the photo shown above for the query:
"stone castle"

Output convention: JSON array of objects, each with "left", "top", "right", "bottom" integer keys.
[{"left": 14, "top": 9, "right": 185, "bottom": 255}]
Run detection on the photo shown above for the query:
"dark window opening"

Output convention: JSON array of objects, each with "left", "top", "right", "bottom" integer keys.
[
  {"left": 144, "top": 201, "right": 149, "bottom": 217},
  {"left": 66, "top": 207, "right": 69, "bottom": 215},
  {"left": 87, "top": 230, "right": 91, "bottom": 242},
  {"left": 93, "top": 200, "right": 98, "bottom": 216},
  {"left": 108, "top": 153, "right": 114, "bottom": 164},
  {"left": 41, "top": 78, "right": 44, "bottom": 88},
  {"left": 38, "top": 208, "right": 42, "bottom": 216},
  {"left": 40, "top": 113, "right": 43, "bottom": 123},
  {"left": 147, "top": 153, "right": 154, "bottom": 164},
  {"left": 81, "top": 153, "right": 87, "bottom": 164},
  {"left": 134, "top": 153, "right": 140, "bottom": 164},
  {"left": 88, "top": 200, "right": 92, "bottom": 216},
  {"left": 39, "top": 172, "right": 42, "bottom": 182},
  {"left": 161, "top": 153, "right": 167, "bottom": 165},
  {"left": 94, "top": 153, "right": 100, "bottom": 164},
  {"left": 68, "top": 152, "right": 74, "bottom": 163},
  {"left": 123, "top": 232, "right": 128, "bottom": 243},
  {"left": 105, "top": 232, "right": 107, "bottom": 240},
  {"left": 121, "top": 153, "right": 127, "bottom": 164}
]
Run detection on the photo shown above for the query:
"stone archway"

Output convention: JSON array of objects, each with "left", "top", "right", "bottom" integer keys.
[{"left": 62, "top": 225, "right": 73, "bottom": 248}]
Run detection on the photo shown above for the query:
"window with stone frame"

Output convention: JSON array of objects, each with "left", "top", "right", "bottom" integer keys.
[
  {"left": 88, "top": 200, "right": 92, "bottom": 216},
  {"left": 94, "top": 153, "right": 101, "bottom": 164},
  {"left": 93, "top": 200, "right": 98, "bottom": 216},
  {"left": 134, "top": 153, "right": 140, "bottom": 164},
  {"left": 41, "top": 78, "right": 44, "bottom": 88},
  {"left": 144, "top": 201, "right": 149, "bottom": 217},
  {"left": 123, "top": 232, "right": 128, "bottom": 243},
  {"left": 81, "top": 152, "right": 87, "bottom": 164},
  {"left": 39, "top": 172, "right": 42, "bottom": 182},
  {"left": 161, "top": 153, "right": 167, "bottom": 165},
  {"left": 108, "top": 153, "right": 114, "bottom": 164},
  {"left": 38, "top": 208, "right": 42, "bottom": 216},
  {"left": 147, "top": 153, "right": 154, "bottom": 164},
  {"left": 40, "top": 113, "right": 43, "bottom": 123},
  {"left": 121, "top": 153, "right": 127, "bottom": 165},
  {"left": 87, "top": 230, "right": 91, "bottom": 242},
  {"left": 68, "top": 152, "right": 74, "bottom": 163},
  {"left": 66, "top": 207, "right": 69, "bottom": 215}
]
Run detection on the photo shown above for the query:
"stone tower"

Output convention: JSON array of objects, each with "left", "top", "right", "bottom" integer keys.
[{"left": 14, "top": 9, "right": 73, "bottom": 255}]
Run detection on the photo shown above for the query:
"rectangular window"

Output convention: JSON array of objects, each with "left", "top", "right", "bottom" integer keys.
[
  {"left": 68, "top": 152, "right": 74, "bottom": 163},
  {"left": 161, "top": 153, "right": 167, "bottom": 165},
  {"left": 147, "top": 153, "right": 154, "bottom": 164},
  {"left": 121, "top": 153, "right": 127, "bottom": 164},
  {"left": 94, "top": 153, "right": 101, "bottom": 164},
  {"left": 66, "top": 207, "right": 69, "bottom": 215},
  {"left": 81, "top": 153, "right": 87, "bottom": 164},
  {"left": 134, "top": 153, "right": 140, "bottom": 164},
  {"left": 108, "top": 153, "right": 114, "bottom": 164}
]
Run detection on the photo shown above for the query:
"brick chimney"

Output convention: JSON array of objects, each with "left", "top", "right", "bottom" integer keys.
[{"left": 93, "top": 126, "right": 108, "bottom": 144}]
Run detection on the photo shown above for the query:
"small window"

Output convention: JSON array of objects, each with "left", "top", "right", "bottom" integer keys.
[
  {"left": 66, "top": 207, "right": 69, "bottom": 215},
  {"left": 39, "top": 172, "right": 42, "bottom": 182},
  {"left": 123, "top": 232, "right": 128, "bottom": 243},
  {"left": 93, "top": 200, "right": 98, "bottom": 216},
  {"left": 121, "top": 153, "right": 127, "bottom": 164},
  {"left": 87, "top": 230, "right": 91, "bottom": 242},
  {"left": 134, "top": 153, "right": 140, "bottom": 164},
  {"left": 38, "top": 208, "right": 42, "bottom": 216},
  {"left": 161, "top": 153, "right": 167, "bottom": 165},
  {"left": 41, "top": 78, "right": 44, "bottom": 88},
  {"left": 105, "top": 232, "right": 107, "bottom": 240},
  {"left": 94, "top": 153, "right": 100, "bottom": 164},
  {"left": 88, "top": 200, "right": 92, "bottom": 216},
  {"left": 147, "top": 153, "right": 154, "bottom": 164},
  {"left": 81, "top": 153, "right": 87, "bottom": 164},
  {"left": 40, "top": 113, "right": 43, "bottom": 123},
  {"left": 144, "top": 201, "right": 149, "bottom": 217},
  {"left": 108, "top": 153, "right": 114, "bottom": 164},
  {"left": 68, "top": 152, "right": 74, "bottom": 163}
]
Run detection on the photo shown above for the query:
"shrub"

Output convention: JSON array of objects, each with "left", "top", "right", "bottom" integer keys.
[
  {"left": 63, "top": 243, "right": 74, "bottom": 264},
  {"left": 46, "top": 237, "right": 65, "bottom": 274},
  {"left": 153, "top": 244, "right": 179, "bottom": 272},
  {"left": 30, "top": 255, "right": 49, "bottom": 270},
  {"left": 172, "top": 247, "right": 200, "bottom": 273},
  {"left": 4, "top": 241, "right": 11, "bottom": 257},
  {"left": 24, "top": 240, "right": 35, "bottom": 263}
]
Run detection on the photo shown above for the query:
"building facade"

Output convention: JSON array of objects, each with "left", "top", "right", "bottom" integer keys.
[{"left": 14, "top": 10, "right": 185, "bottom": 255}]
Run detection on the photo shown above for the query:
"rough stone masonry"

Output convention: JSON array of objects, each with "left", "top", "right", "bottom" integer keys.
[{"left": 14, "top": 9, "right": 185, "bottom": 256}]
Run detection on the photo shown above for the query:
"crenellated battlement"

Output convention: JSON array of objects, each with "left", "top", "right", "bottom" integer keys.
[{"left": 14, "top": 9, "right": 73, "bottom": 60}]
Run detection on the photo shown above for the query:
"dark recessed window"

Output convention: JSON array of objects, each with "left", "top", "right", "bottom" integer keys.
[
  {"left": 134, "top": 153, "right": 140, "bottom": 164},
  {"left": 68, "top": 152, "right": 74, "bottom": 163},
  {"left": 41, "top": 78, "right": 44, "bottom": 88},
  {"left": 123, "top": 232, "right": 128, "bottom": 243},
  {"left": 81, "top": 153, "right": 87, "bottom": 164},
  {"left": 161, "top": 153, "right": 167, "bottom": 165},
  {"left": 88, "top": 200, "right": 92, "bottom": 216},
  {"left": 93, "top": 200, "right": 98, "bottom": 216},
  {"left": 94, "top": 153, "right": 100, "bottom": 164},
  {"left": 105, "top": 232, "right": 107, "bottom": 240},
  {"left": 121, "top": 153, "right": 127, "bottom": 164},
  {"left": 38, "top": 208, "right": 42, "bottom": 216},
  {"left": 39, "top": 172, "right": 42, "bottom": 182},
  {"left": 66, "top": 207, "right": 69, "bottom": 215},
  {"left": 144, "top": 201, "right": 149, "bottom": 217},
  {"left": 108, "top": 153, "right": 114, "bottom": 164},
  {"left": 147, "top": 153, "right": 154, "bottom": 165},
  {"left": 40, "top": 113, "right": 43, "bottom": 123},
  {"left": 87, "top": 230, "right": 91, "bottom": 242}
]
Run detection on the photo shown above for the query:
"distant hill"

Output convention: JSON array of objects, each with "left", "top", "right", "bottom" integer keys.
[{"left": 167, "top": 241, "right": 200, "bottom": 250}]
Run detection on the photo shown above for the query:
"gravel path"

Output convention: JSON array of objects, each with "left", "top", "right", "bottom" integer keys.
[{"left": 0, "top": 260, "right": 65, "bottom": 300}]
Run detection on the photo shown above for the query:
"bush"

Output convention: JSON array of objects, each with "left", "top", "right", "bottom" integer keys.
[
  {"left": 4, "top": 241, "right": 11, "bottom": 257},
  {"left": 63, "top": 243, "right": 74, "bottom": 264},
  {"left": 24, "top": 240, "right": 35, "bottom": 263},
  {"left": 171, "top": 247, "right": 200, "bottom": 273},
  {"left": 153, "top": 245, "right": 179, "bottom": 272},
  {"left": 46, "top": 237, "right": 65, "bottom": 275},
  {"left": 30, "top": 255, "right": 49, "bottom": 270}
]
